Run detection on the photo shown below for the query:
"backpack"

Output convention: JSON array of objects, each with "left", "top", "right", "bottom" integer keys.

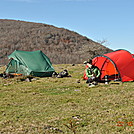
[{"left": 57, "top": 70, "right": 69, "bottom": 78}]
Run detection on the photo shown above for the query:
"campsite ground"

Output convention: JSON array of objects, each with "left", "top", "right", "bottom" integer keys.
[{"left": 0, "top": 64, "right": 133, "bottom": 134}]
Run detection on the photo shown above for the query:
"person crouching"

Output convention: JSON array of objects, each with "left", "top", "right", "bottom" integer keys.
[{"left": 84, "top": 60, "right": 100, "bottom": 87}]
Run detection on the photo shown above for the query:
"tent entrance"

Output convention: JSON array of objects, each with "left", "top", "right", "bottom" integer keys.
[
  {"left": 6, "top": 59, "right": 18, "bottom": 73},
  {"left": 93, "top": 56, "right": 120, "bottom": 81}
]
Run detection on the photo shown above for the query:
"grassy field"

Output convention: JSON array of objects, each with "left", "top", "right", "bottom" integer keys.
[{"left": 0, "top": 64, "right": 133, "bottom": 134}]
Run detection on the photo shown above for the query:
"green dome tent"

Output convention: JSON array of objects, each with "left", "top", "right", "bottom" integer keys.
[{"left": 5, "top": 50, "right": 55, "bottom": 77}]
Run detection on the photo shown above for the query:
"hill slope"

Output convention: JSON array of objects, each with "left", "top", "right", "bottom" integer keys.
[{"left": 0, "top": 19, "right": 112, "bottom": 64}]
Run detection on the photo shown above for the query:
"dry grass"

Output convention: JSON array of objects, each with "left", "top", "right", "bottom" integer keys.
[{"left": 0, "top": 64, "right": 133, "bottom": 134}]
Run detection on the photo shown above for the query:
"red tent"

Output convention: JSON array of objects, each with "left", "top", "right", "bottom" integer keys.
[{"left": 91, "top": 50, "right": 134, "bottom": 82}]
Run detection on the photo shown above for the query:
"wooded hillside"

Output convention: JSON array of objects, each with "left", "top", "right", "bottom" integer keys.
[{"left": 0, "top": 19, "right": 112, "bottom": 65}]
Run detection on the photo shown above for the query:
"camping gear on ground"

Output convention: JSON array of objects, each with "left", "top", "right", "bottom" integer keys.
[
  {"left": 52, "top": 70, "right": 70, "bottom": 78},
  {"left": 52, "top": 72, "right": 59, "bottom": 78},
  {"left": 5, "top": 50, "right": 55, "bottom": 77},
  {"left": 91, "top": 49, "right": 134, "bottom": 82},
  {"left": 57, "top": 69, "right": 69, "bottom": 78},
  {"left": 0, "top": 72, "right": 14, "bottom": 79}
]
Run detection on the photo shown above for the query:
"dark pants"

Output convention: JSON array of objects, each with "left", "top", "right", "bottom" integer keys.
[{"left": 86, "top": 76, "right": 98, "bottom": 85}]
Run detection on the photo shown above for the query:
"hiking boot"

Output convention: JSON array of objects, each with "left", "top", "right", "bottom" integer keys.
[
  {"left": 89, "top": 83, "right": 95, "bottom": 87},
  {"left": 86, "top": 80, "right": 89, "bottom": 83},
  {"left": 92, "top": 81, "right": 98, "bottom": 85}
]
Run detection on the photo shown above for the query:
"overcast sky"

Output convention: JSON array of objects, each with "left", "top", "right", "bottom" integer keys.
[{"left": 0, "top": 0, "right": 134, "bottom": 53}]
